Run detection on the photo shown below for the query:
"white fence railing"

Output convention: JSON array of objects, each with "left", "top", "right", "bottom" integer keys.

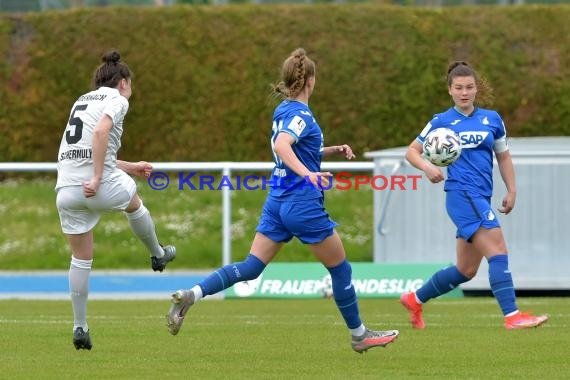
[
  {"left": 0, "top": 161, "right": 374, "bottom": 265},
  {"left": 365, "top": 137, "right": 570, "bottom": 289}
]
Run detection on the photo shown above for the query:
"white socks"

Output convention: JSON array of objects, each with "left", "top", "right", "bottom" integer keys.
[
  {"left": 350, "top": 324, "right": 366, "bottom": 337},
  {"left": 191, "top": 285, "right": 203, "bottom": 302},
  {"left": 126, "top": 202, "right": 164, "bottom": 258},
  {"left": 69, "top": 256, "right": 92, "bottom": 331}
]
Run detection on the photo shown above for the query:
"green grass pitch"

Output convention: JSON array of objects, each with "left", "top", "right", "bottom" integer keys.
[{"left": 0, "top": 298, "right": 567, "bottom": 379}]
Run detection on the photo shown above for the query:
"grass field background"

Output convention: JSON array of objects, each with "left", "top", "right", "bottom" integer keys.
[
  {"left": 1, "top": 178, "right": 568, "bottom": 379},
  {"left": 0, "top": 176, "right": 374, "bottom": 270},
  {"left": 0, "top": 298, "right": 567, "bottom": 379}
]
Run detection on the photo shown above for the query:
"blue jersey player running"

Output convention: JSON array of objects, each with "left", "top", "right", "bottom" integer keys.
[
  {"left": 166, "top": 48, "right": 399, "bottom": 353},
  {"left": 401, "top": 61, "right": 548, "bottom": 330}
]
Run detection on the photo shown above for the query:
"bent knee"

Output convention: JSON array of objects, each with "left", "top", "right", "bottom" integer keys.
[{"left": 456, "top": 265, "right": 478, "bottom": 279}]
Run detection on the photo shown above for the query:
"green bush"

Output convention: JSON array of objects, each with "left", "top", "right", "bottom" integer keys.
[{"left": 0, "top": 4, "right": 569, "bottom": 163}]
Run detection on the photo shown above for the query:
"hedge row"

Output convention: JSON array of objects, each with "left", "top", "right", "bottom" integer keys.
[{"left": 0, "top": 4, "right": 569, "bottom": 163}]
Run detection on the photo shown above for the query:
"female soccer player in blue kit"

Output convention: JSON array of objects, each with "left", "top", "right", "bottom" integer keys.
[
  {"left": 166, "top": 48, "right": 399, "bottom": 353},
  {"left": 401, "top": 61, "right": 548, "bottom": 330}
]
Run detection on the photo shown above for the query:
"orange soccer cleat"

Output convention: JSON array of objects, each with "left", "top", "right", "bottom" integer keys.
[
  {"left": 504, "top": 312, "right": 549, "bottom": 330},
  {"left": 400, "top": 292, "right": 426, "bottom": 329}
]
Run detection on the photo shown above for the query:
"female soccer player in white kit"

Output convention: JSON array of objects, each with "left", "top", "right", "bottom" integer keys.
[{"left": 55, "top": 50, "right": 176, "bottom": 350}]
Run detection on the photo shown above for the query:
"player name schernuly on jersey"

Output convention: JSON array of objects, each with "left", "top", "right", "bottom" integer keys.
[
  {"left": 59, "top": 148, "right": 93, "bottom": 161},
  {"left": 77, "top": 94, "right": 108, "bottom": 102}
]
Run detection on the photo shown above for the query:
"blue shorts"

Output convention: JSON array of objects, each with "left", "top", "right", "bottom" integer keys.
[
  {"left": 256, "top": 197, "right": 337, "bottom": 244},
  {"left": 446, "top": 190, "right": 501, "bottom": 241}
]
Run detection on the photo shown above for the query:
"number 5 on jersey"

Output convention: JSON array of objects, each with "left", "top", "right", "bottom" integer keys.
[{"left": 65, "top": 104, "right": 88, "bottom": 144}]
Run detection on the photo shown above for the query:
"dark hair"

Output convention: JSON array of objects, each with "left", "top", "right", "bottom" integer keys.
[
  {"left": 271, "top": 48, "right": 316, "bottom": 99},
  {"left": 92, "top": 50, "right": 132, "bottom": 89},
  {"left": 446, "top": 61, "right": 494, "bottom": 106}
]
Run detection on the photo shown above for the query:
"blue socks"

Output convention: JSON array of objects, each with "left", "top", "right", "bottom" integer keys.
[
  {"left": 488, "top": 254, "right": 517, "bottom": 315},
  {"left": 416, "top": 265, "right": 469, "bottom": 303},
  {"left": 200, "top": 256, "right": 363, "bottom": 330},
  {"left": 327, "top": 260, "right": 362, "bottom": 329},
  {"left": 199, "top": 254, "right": 266, "bottom": 297},
  {"left": 416, "top": 256, "right": 517, "bottom": 316}
]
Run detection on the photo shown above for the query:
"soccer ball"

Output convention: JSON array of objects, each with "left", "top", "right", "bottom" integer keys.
[
  {"left": 422, "top": 128, "right": 462, "bottom": 167},
  {"left": 320, "top": 274, "right": 333, "bottom": 299}
]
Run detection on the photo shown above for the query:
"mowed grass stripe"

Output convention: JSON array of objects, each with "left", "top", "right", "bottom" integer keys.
[{"left": 0, "top": 298, "right": 567, "bottom": 380}]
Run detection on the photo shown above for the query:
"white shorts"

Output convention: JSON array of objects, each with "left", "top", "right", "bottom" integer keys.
[{"left": 56, "top": 170, "right": 137, "bottom": 234}]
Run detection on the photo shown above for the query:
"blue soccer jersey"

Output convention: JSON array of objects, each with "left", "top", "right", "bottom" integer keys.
[
  {"left": 416, "top": 107, "right": 507, "bottom": 197},
  {"left": 268, "top": 99, "right": 324, "bottom": 200}
]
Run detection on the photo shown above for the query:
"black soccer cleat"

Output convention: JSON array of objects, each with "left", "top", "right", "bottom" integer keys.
[
  {"left": 73, "top": 327, "right": 92, "bottom": 350},
  {"left": 151, "top": 245, "right": 176, "bottom": 272}
]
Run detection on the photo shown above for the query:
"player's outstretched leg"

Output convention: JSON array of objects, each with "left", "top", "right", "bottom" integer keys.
[
  {"left": 400, "top": 292, "right": 426, "bottom": 329},
  {"left": 166, "top": 289, "right": 195, "bottom": 335},
  {"left": 73, "top": 327, "right": 92, "bottom": 350},
  {"left": 151, "top": 244, "right": 176, "bottom": 272},
  {"left": 351, "top": 329, "right": 399, "bottom": 353}
]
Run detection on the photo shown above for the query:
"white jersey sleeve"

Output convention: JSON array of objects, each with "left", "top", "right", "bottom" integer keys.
[{"left": 56, "top": 87, "right": 129, "bottom": 189}]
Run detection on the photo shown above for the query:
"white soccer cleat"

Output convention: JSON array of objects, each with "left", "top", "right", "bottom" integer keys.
[
  {"left": 166, "top": 289, "right": 194, "bottom": 335},
  {"left": 351, "top": 328, "right": 399, "bottom": 353}
]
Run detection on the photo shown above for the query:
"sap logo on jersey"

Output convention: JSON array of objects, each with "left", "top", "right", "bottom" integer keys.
[{"left": 459, "top": 131, "right": 489, "bottom": 148}]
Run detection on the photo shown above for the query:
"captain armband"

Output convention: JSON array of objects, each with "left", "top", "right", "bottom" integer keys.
[{"left": 493, "top": 136, "right": 509, "bottom": 153}]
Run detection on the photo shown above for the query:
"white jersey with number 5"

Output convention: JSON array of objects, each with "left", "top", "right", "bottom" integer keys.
[{"left": 56, "top": 87, "right": 129, "bottom": 189}]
